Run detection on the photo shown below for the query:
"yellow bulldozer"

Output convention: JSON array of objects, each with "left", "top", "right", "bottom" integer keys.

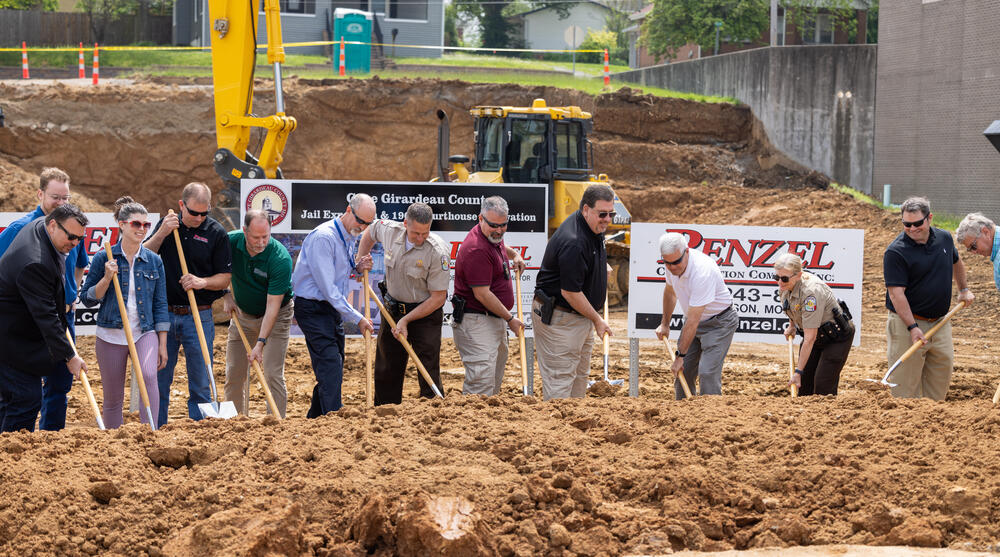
[{"left": 435, "top": 99, "right": 632, "bottom": 305}]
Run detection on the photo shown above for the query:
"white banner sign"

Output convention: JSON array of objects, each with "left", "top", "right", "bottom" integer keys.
[
  {"left": 240, "top": 179, "right": 548, "bottom": 338},
  {"left": 1, "top": 212, "right": 160, "bottom": 335},
  {"left": 627, "top": 223, "right": 864, "bottom": 345}
]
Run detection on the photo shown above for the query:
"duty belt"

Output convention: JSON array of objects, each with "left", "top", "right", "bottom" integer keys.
[
  {"left": 169, "top": 304, "right": 212, "bottom": 315},
  {"left": 465, "top": 307, "right": 501, "bottom": 319},
  {"left": 384, "top": 293, "right": 424, "bottom": 316}
]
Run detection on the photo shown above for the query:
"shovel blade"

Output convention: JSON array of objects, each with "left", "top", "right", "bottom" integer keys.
[{"left": 198, "top": 401, "right": 238, "bottom": 420}]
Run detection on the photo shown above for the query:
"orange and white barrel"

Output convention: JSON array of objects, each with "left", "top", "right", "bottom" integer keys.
[
  {"left": 92, "top": 43, "right": 99, "bottom": 85},
  {"left": 21, "top": 41, "right": 29, "bottom": 79},
  {"left": 78, "top": 42, "right": 85, "bottom": 79},
  {"left": 339, "top": 37, "right": 346, "bottom": 76}
]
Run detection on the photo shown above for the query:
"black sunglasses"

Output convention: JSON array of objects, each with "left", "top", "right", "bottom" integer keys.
[
  {"left": 481, "top": 215, "right": 508, "bottom": 229},
  {"left": 183, "top": 202, "right": 210, "bottom": 218},
  {"left": 56, "top": 220, "right": 84, "bottom": 242},
  {"left": 663, "top": 251, "right": 686, "bottom": 266},
  {"left": 902, "top": 215, "right": 927, "bottom": 228},
  {"left": 774, "top": 273, "right": 794, "bottom": 283},
  {"left": 353, "top": 211, "right": 372, "bottom": 226},
  {"left": 597, "top": 210, "right": 617, "bottom": 219}
]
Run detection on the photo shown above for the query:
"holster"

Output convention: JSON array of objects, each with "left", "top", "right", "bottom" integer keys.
[
  {"left": 451, "top": 294, "right": 466, "bottom": 324},
  {"left": 378, "top": 280, "right": 388, "bottom": 300},
  {"left": 533, "top": 288, "right": 555, "bottom": 325}
]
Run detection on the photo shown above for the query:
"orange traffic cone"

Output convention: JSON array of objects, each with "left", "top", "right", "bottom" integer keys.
[
  {"left": 603, "top": 48, "right": 610, "bottom": 87},
  {"left": 338, "top": 37, "right": 346, "bottom": 76},
  {"left": 21, "top": 42, "right": 29, "bottom": 79},
  {"left": 92, "top": 43, "right": 99, "bottom": 85},
  {"left": 78, "top": 42, "right": 85, "bottom": 79}
]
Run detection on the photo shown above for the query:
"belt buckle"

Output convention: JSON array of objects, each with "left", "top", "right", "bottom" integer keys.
[{"left": 398, "top": 303, "right": 407, "bottom": 316}]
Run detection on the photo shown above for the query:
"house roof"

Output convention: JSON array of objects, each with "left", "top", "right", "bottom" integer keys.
[{"left": 517, "top": 0, "right": 614, "bottom": 19}]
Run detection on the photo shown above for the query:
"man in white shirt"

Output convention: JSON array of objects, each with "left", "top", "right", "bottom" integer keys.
[{"left": 654, "top": 232, "right": 738, "bottom": 398}]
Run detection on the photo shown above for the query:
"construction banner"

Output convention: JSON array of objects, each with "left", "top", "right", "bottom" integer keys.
[
  {"left": 0, "top": 212, "right": 160, "bottom": 335},
  {"left": 240, "top": 179, "right": 548, "bottom": 338},
  {"left": 627, "top": 222, "right": 864, "bottom": 345}
]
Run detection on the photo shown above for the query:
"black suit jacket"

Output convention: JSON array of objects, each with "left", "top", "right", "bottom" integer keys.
[{"left": 0, "top": 218, "right": 74, "bottom": 375}]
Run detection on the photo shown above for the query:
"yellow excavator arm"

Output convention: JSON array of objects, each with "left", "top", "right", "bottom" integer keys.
[{"left": 208, "top": 0, "right": 296, "bottom": 197}]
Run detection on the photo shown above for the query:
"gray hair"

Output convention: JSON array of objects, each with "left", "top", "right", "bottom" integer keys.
[
  {"left": 900, "top": 196, "right": 930, "bottom": 218},
  {"left": 244, "top": 209, "right": 271, "bottom": 228},
  {"left": 658, "top": 232, "right": 687, "bottom": 256},
  {"left": 405, "top": 202, "right": 433, "bottom": 224},
  {"left": 956, "top": 213, "right": 995, "bottom": 243},
  {"left": 349, "top": 193, "right": 375, "bottom": 214},
  {"left": 481, "top": 196, "right": 508, "bottom": 216},
  {"left": 773, "top": 252, "right": 803, "bottom": 274},
  {"left": 580, "top": 184, "right": 614, "bottom": 210}
]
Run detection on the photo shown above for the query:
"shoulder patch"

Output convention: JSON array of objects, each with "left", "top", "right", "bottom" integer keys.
[
  {"left": 803, "top": 296, "right": 817, "bottom": 312},
  {"left": 441, "top": 255, "right": 450, "bottom": 271}
]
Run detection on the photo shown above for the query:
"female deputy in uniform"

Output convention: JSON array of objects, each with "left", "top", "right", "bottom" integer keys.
[{"left": 775, "top": 253, "right": 855, "bottom": 395}]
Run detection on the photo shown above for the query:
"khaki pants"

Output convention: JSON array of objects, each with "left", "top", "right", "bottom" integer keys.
[
  {"left": 887, "top": 311, "right": 954, "bottom": 401},
  {"left": 533, "top": 300, "right": 595, "bottom": 400},
  {"left": 224, "top": 301, "right": 293, "bottom": 417},
  {"left": 453, "top": 312, "right": 509, "bottom": 396}
]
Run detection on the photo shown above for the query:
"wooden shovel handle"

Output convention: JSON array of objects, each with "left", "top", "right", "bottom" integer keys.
[
  {"left": 229, "top": 310, "right": 281, "bottom": 418},
  {"left": 103, "top": 242, "right": 155, "bottom": 418},
  {"left": 65, "top": 329, "right": 105, "bottom": 430},
  {"left": 365, "top": 282, "right": 442, "bottom": 398},
  {"left": 662, "top": 336, "right": 693, "bottom": 398},
  {"left": 788, "top": 336, "right": 798, "bottom": 398},
  {"left": 363, "top": 270, "right": 374, "bottom": 407},
  {"left": 514, "top": 274, "right": 528, "bottom": 395}
]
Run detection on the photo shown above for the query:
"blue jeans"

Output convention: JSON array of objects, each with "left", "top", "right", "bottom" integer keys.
[
  {"left": 294, "top": 297, "right": 345, "bottom": 418},
  {"left": 0, "top": 360, "right": 42, "bottom": 433},
  {"left": 157, "top": 308, "right": 214, "bottom": 426},
  {"left": 39, "top": 309, "right": 75, "bottom": 431}
]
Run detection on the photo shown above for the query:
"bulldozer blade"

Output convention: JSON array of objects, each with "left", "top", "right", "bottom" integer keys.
[{"left": 198, "top": 400, "right": 238, "bottom": 420}]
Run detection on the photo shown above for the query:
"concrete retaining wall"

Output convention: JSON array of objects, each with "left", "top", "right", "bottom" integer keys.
[{"left": 614, "top": 45, "right": 877, "bottom": 193}]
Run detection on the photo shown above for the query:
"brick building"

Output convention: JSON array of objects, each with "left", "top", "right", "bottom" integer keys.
[{"left": 873, "top": 0, "right": 1000, "bottom": 215}]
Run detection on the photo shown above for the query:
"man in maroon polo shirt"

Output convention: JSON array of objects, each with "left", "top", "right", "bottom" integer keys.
[{"left": 452, "top": 196, "right": 526, "bottom": 395}]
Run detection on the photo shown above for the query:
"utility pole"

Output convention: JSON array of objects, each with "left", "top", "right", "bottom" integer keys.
[{"left": 714, "top": 21, "right": 722, "bottom": 55}]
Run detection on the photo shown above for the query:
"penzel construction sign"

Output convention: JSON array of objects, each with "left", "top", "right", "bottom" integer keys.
[{"left": 627, "top": 223, "right": 864, "bottom": 345}]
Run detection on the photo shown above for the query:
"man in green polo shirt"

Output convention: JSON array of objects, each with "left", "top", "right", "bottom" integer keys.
[{"left": 222, "top": 209, "right": 294, "bottom": 417}]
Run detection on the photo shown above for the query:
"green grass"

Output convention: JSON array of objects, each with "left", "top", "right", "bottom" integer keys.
[
  {"left": 0, "top": 48, "right": 327, "bottom": 68},
  {"left": 390, "top": 52, "right": 630, "bottom": 76},
  {"left": 831, "top": 183, "right": 963, "bottom": 232}
]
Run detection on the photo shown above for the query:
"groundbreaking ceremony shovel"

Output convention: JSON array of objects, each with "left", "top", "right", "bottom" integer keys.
[
  {"left": 788, "top": 335, "right": 798, "bottom": 398},
  {"left": 662, "top": 336, "right": 693, "bottom": 398},
  {"left": 869, "top": 303, "right": 965, "bottom": 388},
  {"left": 103, "top": 242, "right": 157, "bottom": 430},
  {"left": 65, "top": 329, "right": 105, "bottom": 430},
  {"left": 590, "top": 296, "right": 623, "bottom": 387},
  {"left": 514, "top": 272, "right": 530, "bottom": 396},
  {"left": 169, "top": 210, "right": 237, "bottom": 420},
  {"left": 365, "top": 282, "right": 444, "bottom": 399},
  {"left": 363, "top": 270, "right": 374, "bottom": 406},
  {"left": 229, "top": 310, "right": 281, "bottom": 418}
]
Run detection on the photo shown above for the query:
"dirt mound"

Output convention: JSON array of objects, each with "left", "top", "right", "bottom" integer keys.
[
  {"left": 4, "top": 77, "right": 1000, "bottom": 555},
  {"left": 0, "top": 156, "right": 105, "bottom": 212}
]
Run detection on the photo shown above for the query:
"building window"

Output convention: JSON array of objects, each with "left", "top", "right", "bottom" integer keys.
[
  {"left": 776, "top": 8, "right": 785, "bottom": 45},
  {"left": 815, "top": 13, "right": 833, "bottom": 43},
  {"left": 261, "top": 0, "right": 316, "bottom": 15},
  {"left": 388, "top": 0, "right": 426, "bottom": 20}
]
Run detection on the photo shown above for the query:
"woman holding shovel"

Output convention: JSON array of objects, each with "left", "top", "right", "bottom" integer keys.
[
  {"left": 776, "top": 253, "right": 854, "bottom": 396},
  {"left": 81, "top": 197, "right": 169, "bottom": 428}
]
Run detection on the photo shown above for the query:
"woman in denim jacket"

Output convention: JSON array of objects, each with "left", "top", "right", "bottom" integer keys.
[{"left": 81, "top": 197, "right": 169, "bottom": 428}]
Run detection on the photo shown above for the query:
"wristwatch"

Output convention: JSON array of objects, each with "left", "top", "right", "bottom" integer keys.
[
  {"left": 675, "top": 350, "right": 686, "bottom": 358},
  {"left": 906, "top": 323, "right": 919, "bottom": 331},
  {"left": 793, "top": 368, "right": 803, "bottom": 375},
  {"left": 505, "top": 314, "right": 515, "bottom": 323},
  {"left": 257, "top": 337, "right": 267, "bottom": 345}
]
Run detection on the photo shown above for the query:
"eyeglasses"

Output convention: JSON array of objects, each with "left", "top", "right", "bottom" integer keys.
[
  {"left": 353, "top": 212, "right": 372, "bottom": 226},
  {"left": 481, "top": 215, "right": 509, "bottom": 229},
  {"left": 46, "top": 193, "right": 72, "bottom": 202},
  {"left": 902, "top": 215, "right": 927, "bottom": 228},
  {"left": 663, "top": 251, "right": 686, "bottom": 266},
  {"left": 125, "top": 220, "right": 152, "bottom": 231},
  {"left": 967, "top": 231, "right": 982, "bottom": 252},
  {"left": 774, "top": 273, "right": 794, "bottom": 283},
  {"left": 56, "top": 220, "right": 84, "bottom": 242},
  {"left": 596, "top": 210, "right": 617, "bottom": 219},
  {"left": 183, "top": 202, "right": 210, "bottom": 218}
]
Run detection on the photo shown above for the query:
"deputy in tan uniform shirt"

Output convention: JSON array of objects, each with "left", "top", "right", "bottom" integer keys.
[
  {"left": 776, "top": 253, "right": 854, "bottom": 396},
  {"left": 356, "top": 202, "right": 451, "bottom": 404}
]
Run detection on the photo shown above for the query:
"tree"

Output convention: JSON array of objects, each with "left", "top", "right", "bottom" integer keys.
[
  {"left": 783, "top": 0, "right": 873, "bottom": 43},
  {"left": 77, "top": 0, "right": 136, "bottom": 44},
  {"left": 641, "top": 0, "right": 769, "bottom": 59},
  {"left": 456, "top": 0, "right": 577, "bottom": 50},
  {"left": 444, "top": 1, "right": 460, "bottom": 46},
  {"left": 0, "top": 0, "right": 57, "bottom": 10}
]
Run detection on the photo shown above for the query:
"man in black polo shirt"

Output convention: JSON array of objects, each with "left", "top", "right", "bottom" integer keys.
[
  {"left": 532, "top": 184, "right": 614, "bottom": 400},
  {"left": 145, "top": 182, "right": 232, "bottom": 425},
  {"left": 884, "top": 196, "right": 973, "bottom": 400}
]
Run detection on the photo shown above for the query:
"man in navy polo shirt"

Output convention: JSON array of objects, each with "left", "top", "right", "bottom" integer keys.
[
  {"left": 884, "top": 196, "right": 973, "bottom": 400},
  {"left": 0, "top": 167, "right": 89, "bottom": 431},
  {"left": 452, "top": 196, "right": 525, "bottom": 395}
]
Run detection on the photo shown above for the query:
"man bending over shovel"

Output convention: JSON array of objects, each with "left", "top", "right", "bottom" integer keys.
[{"left": 883, "top": 197, "right": 973, "bottom": 400}]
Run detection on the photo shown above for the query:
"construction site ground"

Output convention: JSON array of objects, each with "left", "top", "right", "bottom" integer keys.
[{"left": 1, "top": 78, "right": 999, "bottom": 556}]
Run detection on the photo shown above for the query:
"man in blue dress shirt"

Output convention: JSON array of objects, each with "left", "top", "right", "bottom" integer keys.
[
  {"left": 292, "top": 193, "right": 377, "bottom": 417},
  {"left": 957, "top": 213, "right": 1000, "bottom": 291},
  {"left": 0, "top": 167, "right": 89, "bottom": 431}
]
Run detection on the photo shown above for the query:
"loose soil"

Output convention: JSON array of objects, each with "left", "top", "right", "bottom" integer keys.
[{"left": 1, "top": 78, "right": 999, "bottom": 556}]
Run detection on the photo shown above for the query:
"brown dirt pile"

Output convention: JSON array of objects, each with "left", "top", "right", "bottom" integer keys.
[{"left": 2, "top": 78, "right": 1000, "bottom": 555}]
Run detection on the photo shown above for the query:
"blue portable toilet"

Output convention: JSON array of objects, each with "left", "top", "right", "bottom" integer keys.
[{"left": 333, "top": 8, "right": 372, "bottom": 74}]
